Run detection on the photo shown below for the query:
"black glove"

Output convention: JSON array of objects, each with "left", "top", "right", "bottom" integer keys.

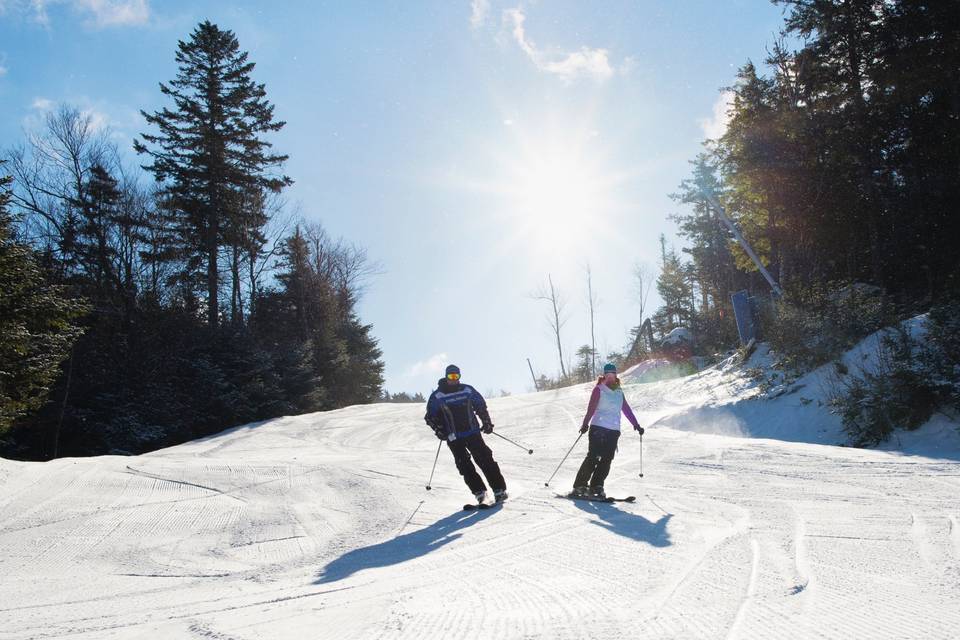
[
  {"left": 482, "top": 422, "right": 493, "bottom": 434},
  {"left": 426, "top": 416, "right": 447, "bottom": 440},
  {"left": 634, "top": 426, "right": 645, "bottom": 436},
  {"left": 580, "top": 424, "right": 589, "bottom": 434}
]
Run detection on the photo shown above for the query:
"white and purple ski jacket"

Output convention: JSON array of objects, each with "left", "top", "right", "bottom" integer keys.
[{"left": 581, "top": 381, "right": 640, "bottom": 432}]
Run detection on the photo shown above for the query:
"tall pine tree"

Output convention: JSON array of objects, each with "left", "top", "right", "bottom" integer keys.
[{"left": 135, "top": 21, "right": 292, "bottom": 327}]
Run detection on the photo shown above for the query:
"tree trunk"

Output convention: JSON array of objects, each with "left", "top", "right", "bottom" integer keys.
[
  {"left": 207, "top": 212, "right": 219, "bottom": 327},
  {"left": 586, "top": 265, "right": 597, "bottom": 379},
  {"left": 550, "top": 275, "right": 567, "bottom": 379},
  {"left": 844, "top": 5, "right": 884, "bottom": 286},
  {"left": 230, "top": 244, "right": 242, "bottom": 324}
]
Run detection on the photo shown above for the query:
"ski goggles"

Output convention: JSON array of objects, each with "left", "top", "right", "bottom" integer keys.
[{"left": 446, "top": 372, "right": 461, "bottom": 381}]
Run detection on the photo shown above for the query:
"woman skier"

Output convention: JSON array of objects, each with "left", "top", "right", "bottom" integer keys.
[{"left": 572, "top": 363, "right": 644, "bottom": 499}]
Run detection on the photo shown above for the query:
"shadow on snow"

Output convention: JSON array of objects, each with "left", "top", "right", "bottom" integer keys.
[
  {"left": 569, "top": 500, "right": 673, "bottom": 547},
  {"left": 315, "top": 507, "right": 498, "bottom": 584}
]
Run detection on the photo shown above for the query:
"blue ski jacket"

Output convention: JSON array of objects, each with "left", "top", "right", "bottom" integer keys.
[{"left": 424, "top": 379, "right": 492, "bottom": 441}]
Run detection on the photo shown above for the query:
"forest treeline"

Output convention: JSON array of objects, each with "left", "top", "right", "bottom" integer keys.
[
  {"left": 652, "top": 0, "right": 959, "bottom": 353},
  {"left": 0, "top": 22, "right": 384, "bottom": 459}
]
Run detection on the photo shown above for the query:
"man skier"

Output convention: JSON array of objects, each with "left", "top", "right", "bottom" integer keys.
[{"left": 424, "top": 364, "right": 508, "bottom": 505}]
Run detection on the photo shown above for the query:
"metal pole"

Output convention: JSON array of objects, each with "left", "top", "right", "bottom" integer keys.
[
  {"left": 638, "top": 433, "right": 644, "bottom": 478},
  {"left": 703, "top": 191, "right": 783, "bottom": 297},
  {"left": 425, "top": 440, "right": 443, "bottom": 491},
  {"left": 527, "top": 358, "right": 539, "bottom": 391},
  {"left": 544, "top": 432, "right": 584, "bottom": 487},
  {"left": 492, "top": 431, "right": 534, "bottom": 454}
]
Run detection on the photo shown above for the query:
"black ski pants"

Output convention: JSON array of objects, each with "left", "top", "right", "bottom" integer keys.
[
  {"left": 574, "top": 425, "right": 620, "bottom": 489},
  {"left": 447, "top": 433, "right": 506, "bottom": 495}
]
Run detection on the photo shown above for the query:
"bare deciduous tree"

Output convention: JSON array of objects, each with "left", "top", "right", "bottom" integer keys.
[
  {"left": 634, "top": 262, "right": 654, "bottom": 325},
  {"left": 303, "top": 220, "right": 383, "bottom": 302},
  {"left": 6, "top": 105, "right": 114, "bottom": 257},
  {"left": 531, "top": 274, "right": 569, "bottom": 379},
  {"left": 628, "top": 262, "right": 656, "bottom": 360},
  {"left": 585, "top": 263, "right": 599, "bottom": 379}
]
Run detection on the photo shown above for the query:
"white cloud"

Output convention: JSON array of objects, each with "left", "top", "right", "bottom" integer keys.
[
  {"left": 470, "top": 0, "right": 489, "bottom": 30},
  {"left": 406, "top": 353, "right": 449, "bottom": 378},
  {"left": 32, "top": 96, "right": 54, "bottom": 110},
  {"left": 80, "top": 105, "right": 109, "bottom": 131},
  {"left": 26, "top": 96, "right": 130, "bottom": 140},
  {"left": 29, "top": 0, "right": 50, "bottom": 25},
  {"left": 698, "top": 90, "right": 735, "bottom": 140},
  {"left": 503, "top": 7, "right": 618, "bottom": 84},
  {"left": 15, "top": 0, "right": 148, "bottom": 28},
  {"left": 505, "top": 8, "right": 534, "bottom": 57},
  {"left": 541, "top": 47, "right": 613, "bottom": 83},
  {"left": 75, "top": 0, "right": 148, "bottom": 27}
]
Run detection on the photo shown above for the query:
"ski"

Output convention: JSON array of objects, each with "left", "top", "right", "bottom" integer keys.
[
  {"left": 463, "top": 502, "right": 497, "bottom": 511},
  {"left": 556, "top": 493, "right": 636, "bottom": 503}
]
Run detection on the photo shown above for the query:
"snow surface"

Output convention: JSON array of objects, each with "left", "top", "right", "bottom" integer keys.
[
  {"left": 2, "top": 349, "right": 959, "bottom": 639},
  {"left": 661, "top": 327, "right": 693, "bottom": 346}
]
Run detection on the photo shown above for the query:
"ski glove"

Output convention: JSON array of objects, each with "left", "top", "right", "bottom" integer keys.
[
  {"left": 481, "top": 422, "right": 494, "bottom": 434},
  {"left": 425, "top": 416, "right": 447, "bottom": 440},
  {"left": 634, "top": 425, "right": 645, "bottom": 435},
  {"left": 579, "top": 424, "right": 589, "bottom": 434}
]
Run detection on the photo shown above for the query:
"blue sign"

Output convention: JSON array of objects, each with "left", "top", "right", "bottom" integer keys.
[{"left": 731, "top": 290, "right": 756, "bottom": 345}]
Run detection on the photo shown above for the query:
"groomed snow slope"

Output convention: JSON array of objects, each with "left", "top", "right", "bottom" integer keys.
[{"left": 2, "top": 360, "right": 959, "bottom": 639}]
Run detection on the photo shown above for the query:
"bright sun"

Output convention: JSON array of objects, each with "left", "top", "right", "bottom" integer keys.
[
  {"left": 518, "top": 153, "right": 596, "bottom": 226},
  {"left": 490, "top": 120, "right": 622, "bottom": 260}
]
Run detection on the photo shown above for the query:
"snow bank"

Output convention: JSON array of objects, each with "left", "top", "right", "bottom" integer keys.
[{"left": 632, "top": 315, "right": 960, "bottom": 458}]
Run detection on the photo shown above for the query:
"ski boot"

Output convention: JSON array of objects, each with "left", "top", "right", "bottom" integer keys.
[
  {"left": 590, "top": 486, "right": 606, "bottom": 500},
  {"left": 473, "top": 490, "right": 488, "bottom": 505},
  {"left": 571, "top": 486, "right": 589, "bottom": 498},
  {"left": 494, "top": 489, "right": 508, "bottom": 503}
]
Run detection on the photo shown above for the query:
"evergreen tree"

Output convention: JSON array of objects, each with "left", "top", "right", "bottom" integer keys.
[
  {"left": 256, "top": 225, "right": 384, "bottom": 410},
  {"left": 0, "top": 168, "right": 86, "bottom": 435},
  {"left": 654, "top": 246, "right": 694, "bottom": 334},
  {"left": 574, "top": 344, "right": 597, "bottom": 383},
  {"left": 700, "top": 0, "right": 960, "bottom": 302},
  {"left": 75, "top": 165, "right": 122, "bottom": 303},
  {"left": 136, "top": 21, "right": 292, "bottom": 327},
  {"left": 671, "top": 154, "right": 742, "bottom": 313}
]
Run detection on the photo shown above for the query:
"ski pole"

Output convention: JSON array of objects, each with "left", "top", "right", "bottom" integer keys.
[
  {"left": 639, "top": 433, "right": 644, "bottom": 478},
  {"left": 425, "top": 440, "right": 442, "bottom": 491},
  {"left": 492, "top": 431, "right": 534, "bottom": 455},
  {"left": 544, "top": 432, "right": 584, "bottom": 487}
]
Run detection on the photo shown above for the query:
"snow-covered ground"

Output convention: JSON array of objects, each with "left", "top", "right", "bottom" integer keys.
[{"left": 2, "top": 353, "right": 959, "bottom": 639}]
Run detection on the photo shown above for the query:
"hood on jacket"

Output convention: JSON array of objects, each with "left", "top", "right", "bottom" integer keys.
[
  {"left": 597, "top": 375, "right": 622, "bottom": 391},
  {"left": 437, "top": 377, "right": 463, "bottom": 392}
]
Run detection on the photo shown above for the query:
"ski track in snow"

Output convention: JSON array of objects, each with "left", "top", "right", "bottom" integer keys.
[{"left": 1, "top": 379, "right": 959, "bottom": 639}]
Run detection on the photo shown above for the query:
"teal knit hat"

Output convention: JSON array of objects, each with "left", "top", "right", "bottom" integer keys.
[{"left": 603, "top": 363, "right": 617, "bottom": 374}]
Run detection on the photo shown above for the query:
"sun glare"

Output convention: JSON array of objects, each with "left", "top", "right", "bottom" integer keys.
[
  {"left": 495, "top": 126, "right": 620, "bottom": 260},
  {"left": 460, "top": 112, "right": 626, "bottom": 263},
  {"left": 441, "top": 110, "right": 633, "bottom": 267},
  {"left": 518, "top": 154, "right": 595, "bottom": 226}
]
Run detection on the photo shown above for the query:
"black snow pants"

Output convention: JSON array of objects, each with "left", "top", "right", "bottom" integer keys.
[
  {"left": 573, "top": 425, "right": 621, "bottom": 490},
  {"left": 447, "top": 433, "right": 506, "bottom": 495}
]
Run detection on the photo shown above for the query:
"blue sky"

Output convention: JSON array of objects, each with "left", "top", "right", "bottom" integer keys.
[{"left": 0, "top": 0, "right": 788, "bottom": 397}]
